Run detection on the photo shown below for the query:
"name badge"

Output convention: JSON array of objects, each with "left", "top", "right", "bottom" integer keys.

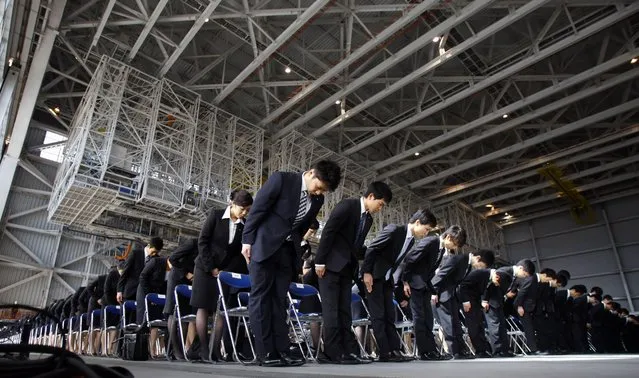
[
  {"left": 232, "top": 273, "right": 242, "bottom": 279},
  {"left": 296, "top": 283, "right": 305, "bottom": 289}
]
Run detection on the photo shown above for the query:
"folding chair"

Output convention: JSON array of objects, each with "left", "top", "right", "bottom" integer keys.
[
  {"left": 79, "top": 313, "right": 90, "bottom": 354},
  {"left": 458, "top": 310, "right": 476, "bottom": 356},
  {"left": 102, "top": 305, "right": 121, "bottom": 357},
  {"left": 174, "top": 284, "right": 196, "bottom": 360},
  {"left": 214, "top": 271, "right": 257, "bottom": 365},
  {"left": 350, "top": 293, "right": 376, "bottom": 358},
  {"left": 145, "top": 293, "right": 168, "bottom": 356},
  {"left": 89, "top": 309, "right": 102, "bottom": 355},
  {"left": 121, "top": 300, "right": 138, "bottom": 331},
  {"left": 506, "top": 316, "right": 531, "bottom": 355},
  {"left": 392, "top": 299, "right": 415, "bottom": 356},
  {"left": 287, "top": 282, "right": 323, "bottom": 361}
]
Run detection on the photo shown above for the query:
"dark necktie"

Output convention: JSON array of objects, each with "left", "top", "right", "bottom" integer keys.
[
  {"left": 354, "top": 212, "right": 368, "bottom": 248},
  {"left": 464, "top": 262, "right": 472, "bottom": 277},
  {"left": 435, "top": 248, "right": 444, "bottom": 268}
]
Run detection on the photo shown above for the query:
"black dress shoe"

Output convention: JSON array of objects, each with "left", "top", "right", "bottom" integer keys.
[
  {"left": 453, "top": 351, "right": 475, "bottom": 360},
  {"left": 476, "top": 351, "right": 493, "bottom": 359},
  {"left": 419, "top": 351, "right": 451, "bottom": 361},
  {"left": 279, "top": 351, "right": 305, "bottom": 367},
  {"left": 340, "top": 353, "right": 371, "bottom": 364},
  {"left": 498, "top": 351, "right": 516, "bottom": 358},
  {"left": 380, "top": 350, "right": 412, "bottom": 362},
  {"left": 260, "top": 353, "right": 286, "bottom": 367}
]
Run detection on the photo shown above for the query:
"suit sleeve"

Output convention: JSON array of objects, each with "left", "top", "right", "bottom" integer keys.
[
  {"left": 139, "top": 259, "right": 155, "bottom": 295},
  {"left": 315, "top": 200, "right": 352, "bottom": 266},
  {"left": 431, "top": 254, "right": 463, "bottom": 295},
  {"left": 513, "top": 276, "right": 532, "bottom": 308},
  {"left": 242, "top": 172, "right": 283, "bottom": 245},
  {"left": 117, "top": 246, "right": 138, "bottom": 293},
  {"left": 103, "top": 270, "right": 117, "bottom": 304},
  {"left": 87, "top": 277, "right": 100, "bottom": 301},
  {"left": 458, "top": 271, "right": 476, "bottom": 304},
  {"left": 362, "top": 224, "right": 397, "bottom": 274},
  {"left": 198, "top": 211, "right": 227, "bottom": 272}
]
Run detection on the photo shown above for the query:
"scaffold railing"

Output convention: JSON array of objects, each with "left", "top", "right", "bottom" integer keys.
[{"left": 48, "top": 56, "right": 264, "bottom": 236}]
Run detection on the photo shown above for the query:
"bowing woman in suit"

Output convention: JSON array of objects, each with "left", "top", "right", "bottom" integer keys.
[
  {"left": 136, "top": 244, "right": 168, "bottom": 358},
  {"left": 190, "top": 189, "right": 253, "bottom": 362}
]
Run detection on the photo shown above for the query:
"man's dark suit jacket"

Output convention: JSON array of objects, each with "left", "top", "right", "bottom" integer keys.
[
  {"left": 535, "top": 282, "right": 555, "bottom": 314},
  {"left": 87, "top": 274, "right": 107, "bottom": 304},
  {"left": 431, "top": 253, "right": 470, "bottom": 303},
  {"left": 401, "top": 236, "right": 439, "bottom": 291},
  {"left": 170, "top": 238, "right": 198, "bottom": 275},
  {"left": 139, "top": 255, "right": 168, "bottom": 295},
  {"left": 513, "top": 274, "right": 539, "bottom": 313},
  {"left": 459, "top": 269, "right": 492, "bottom": 304},
  {"left": 196, "top": 209, "right": 244, "bottom": 272},
  {"left": 72, "top": 286, "right": 87, "bottom": 315},
  {"left": 102, "top": 268, "right": 120, "bottom": 306},
  {"left": 362, "top": 224, "right": 408, "bottom": 281},
  {"left": 316, "top": 198, "right": 371, "bottom": 274},
  {"left": 243, "top": 172, "right": 324, "bottom": 263},
  {"left": 484, "top": 266, "right": 514, "bottom": 308},
  {"left": 117, "top": 242, "right": 145, "bottom": 300}
]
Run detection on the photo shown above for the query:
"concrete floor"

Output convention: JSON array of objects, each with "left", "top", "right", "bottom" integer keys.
[{"left": 84, "top": 354, "right": 639, "bottom": 378}]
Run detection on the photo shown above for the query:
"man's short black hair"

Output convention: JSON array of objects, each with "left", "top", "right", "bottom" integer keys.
[
  {"left": 611, "top": 302, "right": 621, "bottom": 311},
  {"left": 557, "top": 269, "right": 571, "bottom": 281},
  {"left": 540, "top": 268, "right": 557, "bottom": 279},
  {"left": 442, "top": 225, "right": 467, "bottom": 248},
  {"left": 591, "top": 293, "right": 602, "bottom": 302},
  {"left": 570, "top": 284, "right": 587, "bottom": 295},
  {"left": 556, "top": 274, "right": 568, "bottom": 288},
  {"left": 149, "top": 236, "right": 164, "bottom": 251},
  {"left": 620, "top": 308, "right": 629, "bottom": 316},
  {"left": 230, "top": 189, "right": 254, "bottom": 207},
  {"left": 590, "top": 286, "right": 603, "bottom": 297},
  {"left": 311, "top": 160, "right": 342, "bottom": 191},
  {"left": 516, "top": 259, "right": 536, "bottom": 275},
  {"left": 408, "top": 209, "right": 437, "bottom": 227},
  {"left": 603, "top": 294, "right": 613, "bottom": 301},
  {"left": 364, "top": 181, "right": 393, "bottom": 203},
  {"left": 475, "top": 249, "right": 495, "bottom": 267}
]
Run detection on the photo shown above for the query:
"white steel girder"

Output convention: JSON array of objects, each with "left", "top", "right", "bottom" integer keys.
[
  {"left": 127, "top": 0, "right": 170, "bottom": 62},
  {"left": 214, "top": 0, "right": 333, "bottom": 104},
  {"left": 311, "top": 0, "right": 551, "bottom": 139},
  {"left": 409, "top": 99, "right": 639, "bottom": 188},
  {"left": 376, "top": 51, "right": 639, "bottom": 180},
  {"left": 430, "top": 130, "right": 639, "bottom": 207},
  {"left": 262, "top": 0, "right": 447, "bottom": 129},
  {"left": 342, "top": 2, "right": 639, "bottom": 156},
  {"left": 0, "top": 0, "right": 67, "bottom": 219}
]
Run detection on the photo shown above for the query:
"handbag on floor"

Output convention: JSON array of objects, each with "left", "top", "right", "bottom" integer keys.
[{"left": 121, "top": 324, "right": 149, "bottom": 361}]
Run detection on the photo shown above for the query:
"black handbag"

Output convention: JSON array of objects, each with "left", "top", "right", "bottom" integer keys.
[{"left": 121, "top": 324, "right": 149, "bottom": 361}]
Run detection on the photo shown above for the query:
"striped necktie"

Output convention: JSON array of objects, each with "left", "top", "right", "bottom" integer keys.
[{"left": 292, "top": 190, "right": 308, "bottom": 228}]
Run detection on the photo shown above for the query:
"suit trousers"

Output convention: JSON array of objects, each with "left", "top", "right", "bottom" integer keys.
[
  {"left": 570, "top": 321, "right": 587, "bottom": 352},
  {"left": 248, "top": 242, "right": 294, "bottom": 358},
  {"left": 533, "top": 312, "right": 555, "bottom": 352},
  {"left": 485, "top": 305, "right": 509, "bottom": 354},
  {"left": 434, "top": 297, "right": 464, "bottom": 355},
  {"left": 318, "top": 266, "right": 359, "bottom": 360},
  {"left": 367, "top": 278, "right": 401, "bottom": 356},
  {"left": 519, "top": 312, "right": 538, "bottom": 352},
  {"left": 465, "top": 301, "right": 490, "bottom": 354},
  {"left": 409, "top": 287, "right": 437, "bottom": 355}
]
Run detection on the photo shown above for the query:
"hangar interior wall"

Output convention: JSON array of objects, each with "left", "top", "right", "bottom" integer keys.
[{"left": 503, "top": 195, "right": 639, "bottom": 312}]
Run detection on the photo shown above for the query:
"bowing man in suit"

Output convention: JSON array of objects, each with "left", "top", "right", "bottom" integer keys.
[
  {"left": 315, "top": 182, "right": 392, "bottom": 364},
  {"left": 533, "top": 268, "right": 559, "bottom": 353},
  {"left": 400, "top": 211, "right": 452, "bottom": 361},
  {"left": 191, "top": 190, "right": 252, "bottom": 361},
  {"left": 459, "top": 261, "right": 499, "bottom": 358},
  {"left": 118, "top": 238, "right": 162, "bottom": 304},
  {"left": 242, "top": 161, "right": 342, "bottom": 367},
  {"left": 483, "top": 259, "right": 534, "bottom": 356},
  {"left": 362, "top": 208, "right": 435, "bottom": 362},
  {"left": 511, "top": 267, "right": 555, "bottom": 354},
  {"left": 166, "top": 238, "right": 198, "bottom": 360}
]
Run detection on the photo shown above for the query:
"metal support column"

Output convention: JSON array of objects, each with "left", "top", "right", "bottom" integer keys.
[
  {"left": 0, "top": 0, "right": 67, "bottom": 215},
  {"left": 528, "top": 223, "right": 542, "bottom": 272},
  {"left": 602, "top": 208, "right": 634, "bottom": 312}
]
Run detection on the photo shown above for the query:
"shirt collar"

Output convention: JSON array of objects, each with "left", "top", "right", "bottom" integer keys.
[
  {"left": 360, "top": 197, "right": 366, "bottom": 215},
  {"left": 468, "top": 253, "right": 473, "bottom": 265},
  {"left": 536, "top": 273, "right": 541, "bottom": 282},
  {"left": 490, "top": 269, "right": 496, "bottom": 280},
  {"left": 439, "top": 237, "right": 446, "bottom": 252},
  {"left": 222, "top": 206, "right": 243, "bottom": 224},
  {"left": 301, "top": 172, "right": 308, "bottom": 192},
  {"left": 406, "top": 225, "right": 413, "bottom": 239}
]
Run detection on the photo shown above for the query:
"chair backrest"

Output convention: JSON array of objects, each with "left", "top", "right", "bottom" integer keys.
[
  {"left": 351, "top": 293, "right": 363, "bottom": 303},
  {"left": 104, "top": 305, "right": 121, "bottom": 315},
  {"left": 289, "top": 282, "right": 319, "bottom": 297},
  {"left": 237, "top": 292, "right": 250, "bottom": 306},
  {"left": 146, "top": 293, "right": 166, "bottom": 306},
  {"left": 175, "top": 284, "right": 192, "bottom": 299},
  {"left": 123, "top": 300, "right": 137, "bottom": 311},
  {"left": 218, "top": 271, "right": 251, "bottom": 289},
  {"left": 91, "top": 309, "right": 101, "bottom": 318}
]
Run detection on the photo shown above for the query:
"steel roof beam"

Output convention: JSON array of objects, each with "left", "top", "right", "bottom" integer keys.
[
  {"left": 375, "top": 51, "right": 639, "bottom": 180},
  {"left": 157, "top": 0, "right": 222, "bottom": 78},
  {"left": 409, "top": 99, "right": 639, "bottom": 188},
  {"left": 342, "top": 2, "right": 639, "bottom": 156},
  {"left": 214, "top": 0, "right": 333, "bottom": 104},
  {"left": 311, "top": 0, "right": 550, "bottom": 139},
  {"left": 261, "top": 0, "right": 446, "bottom": 129},
  {"left": 127, "top": 0, "right": 170, "bottom": 62}
]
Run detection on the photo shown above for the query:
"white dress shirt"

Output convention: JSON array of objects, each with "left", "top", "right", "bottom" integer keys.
[{"left": 222, "top": 206, "right": 244, "bottom": 244}]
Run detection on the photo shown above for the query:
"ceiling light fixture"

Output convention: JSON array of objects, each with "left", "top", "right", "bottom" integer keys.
[
  {"left": 284, "top": 66, "right": 291, "bottom": 74},
  {"left": 432, "top": 36, "right": 441, "bottom": 43},
  {"left": 204, "top": 18, "right": 210, "bottom": 22},
  {"left": 631, "top": 57, "right": 638, "bottom": 64},
  {"left": 335, "top": 100, "right": 341, "bottom": 105},
  {"left": 502, "top": 114, "right": 509, "bottom": 119},
  {"left": 54, "top": 107, "right": 60, "bottom": 113},
  {"left": 414, "top": 152, "right": 420, "bottom": 156}
]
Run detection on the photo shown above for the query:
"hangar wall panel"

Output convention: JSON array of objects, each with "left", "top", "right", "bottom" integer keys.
[{"left": 503, "top": 195, "right": 639, "bottom": 311}]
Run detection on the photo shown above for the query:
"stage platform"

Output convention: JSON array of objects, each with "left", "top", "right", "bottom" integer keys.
[{"left": 85, "top": 354, "right": 639, "bottom": 378}]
